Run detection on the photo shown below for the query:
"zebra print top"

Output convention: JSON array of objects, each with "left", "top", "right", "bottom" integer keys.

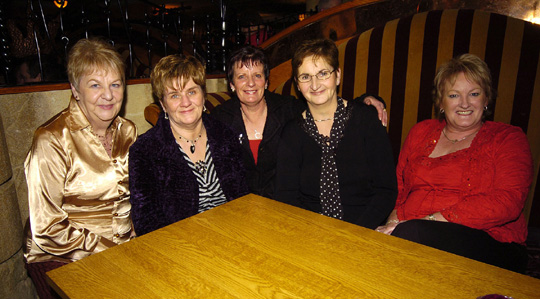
[{"left": 179, "top": 143, "right": 227, "bottom": 213}]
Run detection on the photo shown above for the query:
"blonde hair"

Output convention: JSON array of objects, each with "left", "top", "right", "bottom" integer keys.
[
  {"left": 67, "top": 38, "right": 125, "bottom": 89},
  {"left": 434, "top": 54, "right": 494, "bottom": 120},
  {"left": 150, "top": 55, "right": 206, "bottom": 103}
]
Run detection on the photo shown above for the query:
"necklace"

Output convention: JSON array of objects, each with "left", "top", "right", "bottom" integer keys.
[
  {"left": 93, "top": 127, "right": 114, "bottom": 157},
  {"left": 240, "top": 104, "right": 266, "bottom": 140},
  {"left": 441, "top": 127, "right": 481, "bottom": 144},
  {"left": 313, "top": 116, "right": 334, "bottom": 122},
  {"left": 174, "top": 127, "right": 204, "bottom": 154},
  {"left": 178, "top": 133, "right": 202, "bottom": 154},
  {"left": 254, "top": 129, "right": 262, "bottom": 140}
]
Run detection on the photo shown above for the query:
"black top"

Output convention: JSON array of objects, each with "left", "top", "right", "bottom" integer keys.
[
  {"left": 211, "top": 90, "right": 305, "bottom": 199},
  {"left": 274, "top": 100, "right": 397, "bottom": 229}
]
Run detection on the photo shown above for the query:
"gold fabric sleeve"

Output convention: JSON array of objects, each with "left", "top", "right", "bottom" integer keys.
[{"left": 24, "top": 97, "right": 137, "bottom": 263}]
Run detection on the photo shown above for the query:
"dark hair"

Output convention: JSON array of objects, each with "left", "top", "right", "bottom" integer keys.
[
  {"left": 433, "top": 53, "right": 494, "bottom": 120},
  {"left": 291, "top": 39, "right": 339, "bottom": 81},
  {"left": 226, "top": 45, "right": 269, "bottom": 85}
]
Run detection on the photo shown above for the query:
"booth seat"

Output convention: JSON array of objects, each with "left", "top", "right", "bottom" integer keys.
[{"left": 144, "top": 9, "right": 540, "bottom": 223}]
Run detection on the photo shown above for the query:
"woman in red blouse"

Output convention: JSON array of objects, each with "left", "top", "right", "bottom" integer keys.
[{"left": 376, "top": 54, "right": 533, "bottom": 273}]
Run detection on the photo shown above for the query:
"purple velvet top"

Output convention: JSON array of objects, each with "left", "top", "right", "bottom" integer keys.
[{"left": 129, "top": 112, "right": 249, "bottom": 236}]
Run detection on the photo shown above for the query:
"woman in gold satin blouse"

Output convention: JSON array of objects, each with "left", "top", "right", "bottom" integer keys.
[{"left": 24, "top": 38, "right": 137, "bottom": 299}]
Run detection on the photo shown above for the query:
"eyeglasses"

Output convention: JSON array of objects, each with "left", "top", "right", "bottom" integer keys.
[{"left": 297, "top": 69, "right": 335, "bottom": 83}]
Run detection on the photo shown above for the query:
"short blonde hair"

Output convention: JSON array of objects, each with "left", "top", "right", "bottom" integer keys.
[
  {"left": 434, "top": 54, "right": 494, "bottom": 120},
  {"left": 150, "top": 55, "right": 206, "bottom": 103},
  {"left": 67, "top": 38, "right": 125, "bottom": 89}
]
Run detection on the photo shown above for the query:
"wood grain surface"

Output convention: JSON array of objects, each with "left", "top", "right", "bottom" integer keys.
[{"left": 47, "top": 194, "right": 540, "bottom": 298}]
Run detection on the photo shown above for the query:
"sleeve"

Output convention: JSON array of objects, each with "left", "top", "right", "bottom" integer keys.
[
  {"left": 355, "top": 108, "right": 397, "bottom": 228},
  {"left": 128, "top": 140, "right": 168, "bottom": 236},
  {"left": 274, "top": 122, "right": 303, "bottom": 205},
  {"left": 220, "top": 131, "right": 250, "bottom": 199},
  {"left": 24, "top": 129, "right": 108, "bottom": 260},
  {"left": 440, "top": 127, "right": 533, "bottom": 229}
]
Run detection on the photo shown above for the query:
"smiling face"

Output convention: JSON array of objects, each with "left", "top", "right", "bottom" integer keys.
[
  {"left": 161, "top": 77, "right": 205, "bottom": 130},
  {"left": 231, "top": 61, "right": 267, "bottom": 106},
  {"left": 296, "top": 55, "right": 341, "bottom": 109},
  {"left": 71, "top": 69, "right": 124, "bottom": 130},
  {"left": 441, "top": 72, "right": 487, "bottom": 132}
]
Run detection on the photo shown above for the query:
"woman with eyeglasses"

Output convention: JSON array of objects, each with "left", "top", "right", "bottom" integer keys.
[
  {"left": 212, "top": 45, "right": 387, "bottom": 200},
  {"left": 274, "top": 39, "right": 397, "bottom": 229}
]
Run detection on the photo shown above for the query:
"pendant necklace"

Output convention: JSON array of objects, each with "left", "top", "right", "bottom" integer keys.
[
  {"left": 442, "top": 127, "right": 481, "bottom": 144},
  {"left": 176, "top": 128, "right": 204, "bottom": 154},
  {"left": 240, "top": 104, "right": 265, "bottom": 140},
  {"left": 254, "top": 129, "right": 262, "bottom": 139}
]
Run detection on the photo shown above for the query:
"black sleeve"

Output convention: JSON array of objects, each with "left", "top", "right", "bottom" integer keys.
[
  {"left": 129, "top": 139, "right": 168, "bottom": 236},
  {"left": 356, "top": 107, "right": 397, "bottom": 228},
  {"left": 274, "top": 121, "right": 303, "bottom": 205}
]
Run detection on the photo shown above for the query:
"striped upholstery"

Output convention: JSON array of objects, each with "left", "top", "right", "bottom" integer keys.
[
  {"left": 205, "top": 92, "right": 233, "bottom": 109},
  {"left": 274, "top": 9, "right": 540, "bottom": 224}
]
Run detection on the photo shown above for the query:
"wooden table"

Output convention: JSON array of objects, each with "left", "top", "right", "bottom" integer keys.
[{"left": 47, "top": 194, "right": 540, "bottom": 298}]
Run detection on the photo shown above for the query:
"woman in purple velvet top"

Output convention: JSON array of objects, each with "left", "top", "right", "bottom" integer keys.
[{"left": 129, "top": 55, "right": 249, "bottom": 236}]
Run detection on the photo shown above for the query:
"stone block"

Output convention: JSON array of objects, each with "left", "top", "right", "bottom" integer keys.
[
  {"left": 0, "top": 113, "right": 12, "bottom": 185},
  {"left": 0, "top": 249, "right": 36, "bottom": 299},
  {"left": 0, "top": 180, "right": 23, "bottom": 262}
]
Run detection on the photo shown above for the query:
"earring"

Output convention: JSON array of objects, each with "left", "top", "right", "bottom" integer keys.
[
  {"left": 231, "top": 87, "right": 235, "bottom": 92},
  {"left": 484, "top": 106, "right": 488, "bottom": 111},
  {"left": 203, "top": 106, "right": 207, "bottom": 112},
  {"left": 440, "top": 108, "right": 444, "bottom": 114},
  {"left": 164, "top": 112, "right": 169, "bottom": 119},
  {"left": 265, "top": 83, "right": 268, "bottom": 89}
]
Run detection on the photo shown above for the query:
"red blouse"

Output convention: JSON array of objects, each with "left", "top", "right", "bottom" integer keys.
[
  {"left": 249, "top": 139, "right": 262, "bottom": 165},
  {"left": 395, "top": 120, "right": 533, "bottom": 244}
]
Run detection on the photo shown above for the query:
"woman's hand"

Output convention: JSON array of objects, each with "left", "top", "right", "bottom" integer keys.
[
  {"left": 376, "top": 209, "right": 400, "bottom": 234},
  {"left": 363, "top": 96, "right": 388, "bottom": 127},
  {"left": 376, "top": 221, "right": 402, "bottom": 235}
]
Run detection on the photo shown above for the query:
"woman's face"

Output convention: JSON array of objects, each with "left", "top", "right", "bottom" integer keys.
[
  {"left": 71, "top": 69, "right": 124, "bottom": 129},
  {"left": 296, "top": 55, "right": 341, "bottom": 109},
  {"left": 441, "top": 72, "right": 487, "bottom": 132},
  {"left": 161, "top": 77, "right": 205, "bottom": 129},
  {"left": 231, "top": 61, "right": 267, "bottom": 106}
]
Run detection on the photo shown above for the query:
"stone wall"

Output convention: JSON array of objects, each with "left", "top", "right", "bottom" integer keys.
[{"left": 0, "top": 113, "right": 35, "bottom": 298}]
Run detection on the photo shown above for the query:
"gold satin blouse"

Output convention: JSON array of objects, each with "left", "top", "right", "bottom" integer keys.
[{"left": 24, "top": 97, "right": 137, "bottom": 263}]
